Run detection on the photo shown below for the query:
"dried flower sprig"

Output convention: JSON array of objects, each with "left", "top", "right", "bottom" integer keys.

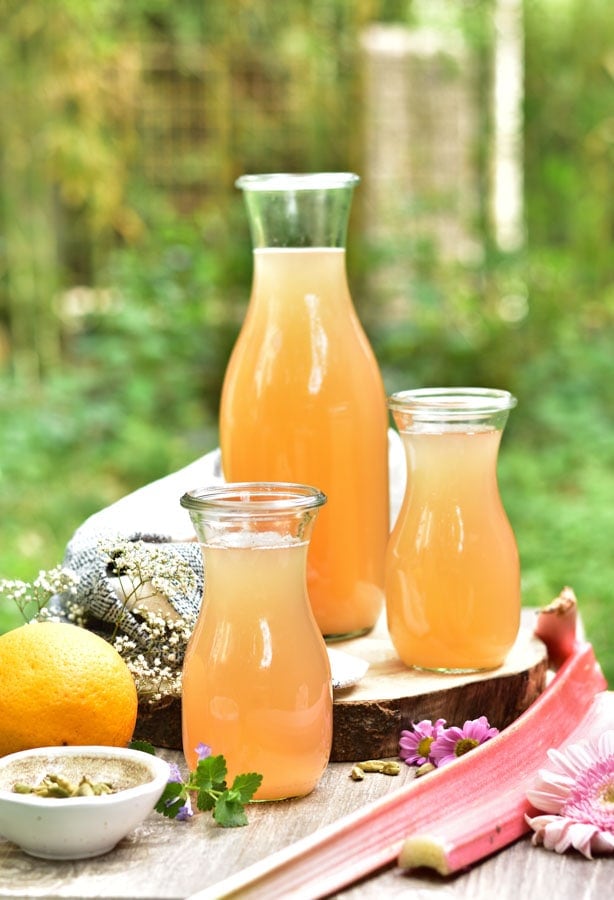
[
  {"left": 101, "top": 539, "right": 198, "bottom": 623},
  {"left": 399, "top": 717, "right": 499, "bottom": 771},
  {"left": 0, "top": 565, "right": 80, "bottom": 623},
  {"left": 1, "top": 543, "right": 198, "bottom": 706},
  {"left": 133, "top": 741, "right": 263, "bottom": 828},
  {"left": 99, "top": 539, "right": 198, "bottom": 704},
  {"left": 113, "top": 612, "right": 194, "bottom": 703}
]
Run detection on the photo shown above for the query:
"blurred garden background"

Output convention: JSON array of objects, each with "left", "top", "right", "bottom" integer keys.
[{"left": 1, "top": 1, "right": 612, "bottom": 681}]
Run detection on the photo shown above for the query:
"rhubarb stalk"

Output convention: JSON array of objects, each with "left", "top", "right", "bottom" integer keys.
[
  {"left": 533, "top": 585, "right": 581, "bottom": 668},
  {"left": 399, "top": 666, "right": 610, "bottom": 875},
  {"left": 189, "top": 592, "right": 607, "bottom": 899}
]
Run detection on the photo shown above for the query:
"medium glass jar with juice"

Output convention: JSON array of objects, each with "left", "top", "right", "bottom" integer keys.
[
  {"left": 385, "top": 388, "right": 520, "bottom": 672},
  {"left": 219, "top": 173, "right": 389, "bottom": 640},
  {"left": 180, "top": 482, "right": 332, "bottom": 801}
]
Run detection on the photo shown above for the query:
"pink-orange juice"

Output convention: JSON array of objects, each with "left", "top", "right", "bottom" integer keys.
[
  {"left": 386, "top": 427, "right": 520, "bottom": 671},
  {"left": 220, "top": 248, "right": 389, "bottom": 639},
  {"left": 182, "top": 537, "right": 333, "bottom": 800}
]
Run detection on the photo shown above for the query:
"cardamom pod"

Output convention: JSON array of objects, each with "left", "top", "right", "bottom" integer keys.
[
  {"left": 11, "top": 782, "right": 33, "bottom": 794},
  {"left": 11, "top": 772, "right": 117, "bottom": 799},
  {"left": 357, "top": 760, "right": 386, "bottom": 773}
]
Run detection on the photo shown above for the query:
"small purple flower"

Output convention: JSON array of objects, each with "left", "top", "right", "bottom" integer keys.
[
  {"left": 195, "top": 742, "right": 212, "bottom": 761},
  {"left": 430, "top": 716, "right": 499, "bottom": 767},
  {"left": 168, "top": 762, "right": 183, "bottom": 783},
  {"left": 399, "top": 718, "right": 447, "bottom": 766},
  {"left": 175, "top": 797, "right": 193, "bottom": 821}
]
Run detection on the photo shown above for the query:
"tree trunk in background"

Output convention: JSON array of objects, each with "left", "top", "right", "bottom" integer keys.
[
  {"left": 491, "top": 0, "right": 525, "bottom": 252},
  {"left": 360, "top": 11, "right": 525, "bottom": 313},
  {"left": 1, "top": 57, "right": 62, "bottom": 384},
  {"left": 360, "top": 23, "right": 481, "bottom": 298}
]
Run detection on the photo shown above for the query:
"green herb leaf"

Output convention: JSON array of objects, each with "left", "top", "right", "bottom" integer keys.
[
  {"left": 195, "top": 788, "right": 217, "bottom": 812},
  {"left": 149, "top": 748, "right": 261, "bottom": 827},
  {"left": 129, "top": 739, "right": 156, "bottom": 755},
  {"left": 155, "top": 781, "right": 187, "bottom": 818},
  {"left": 213, "top": 791, "right": 250, "bottom": 827},
  {"left": 192, "top": 754, "right": 228, "bottom": 792},
  {"left": 230, "top": 771, "right": 263, "bottom": 803}
]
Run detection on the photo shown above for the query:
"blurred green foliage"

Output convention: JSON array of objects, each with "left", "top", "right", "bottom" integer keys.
[{"left": 1, "top": 1, "right": 613, "bottom": 682}]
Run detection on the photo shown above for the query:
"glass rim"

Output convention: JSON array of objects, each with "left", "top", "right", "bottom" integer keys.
[
  {"left": 388, "top": 387, "right": 517, "bottom": 419},
  {"left": 235, "top": 172, "right": 360, "bottom": 192},
  {"left": 180, "top": 481, "right": 327, "bottom": 515}
]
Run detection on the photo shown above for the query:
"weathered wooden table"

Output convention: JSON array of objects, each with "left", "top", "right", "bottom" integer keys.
[{"left": 1, "top": 747, "right": 610, "bottom": 900}]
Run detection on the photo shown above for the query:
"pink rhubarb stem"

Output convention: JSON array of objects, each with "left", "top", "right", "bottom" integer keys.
[
  {"left": 399, "top": 649, "right": 609, "bottom": 874},
  {"left": 534, "top": 585, "right": 581, "bottom": 668},
  {"left": 189, "top": 630, "right": 606, "bottom": 899}
]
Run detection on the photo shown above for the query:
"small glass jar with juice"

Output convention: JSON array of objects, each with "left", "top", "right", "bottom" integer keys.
[
  {"left": 385, "top": 388, "right": 521, "bottom": 672},
  {"left": 180, "top": 482, "right": 332, "bottom": 801}
]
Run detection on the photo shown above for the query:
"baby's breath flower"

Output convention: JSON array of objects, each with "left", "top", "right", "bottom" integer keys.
[
  {"left": 96, "top": 539, "right": 198, "bottom": 704},
  {"left": 112, "top": 605, "right": 194, "bottom": 704},
  {"left": 0, "top": 566, "right": 80, "bottom": 622},
  {"left": 101, "top": 539, "right": 197, "bottom": 609},
  {"left": 3, "top": 542, "right": 196, "bottom": 709}
]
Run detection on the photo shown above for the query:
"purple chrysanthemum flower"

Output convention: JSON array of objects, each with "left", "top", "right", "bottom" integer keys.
[
  {"left": 525, "top": 730, "right": 614, "bottom": 859},
  {"left": 430, "top": 716, "right": 499, "bottom": 767},
  {"left": 195, "top": 742, "right": 212, "bottom": 761},
  {"left": 399, "top": 718, "right": 447, "bottom": 766}
]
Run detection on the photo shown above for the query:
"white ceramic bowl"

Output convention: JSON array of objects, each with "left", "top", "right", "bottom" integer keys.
[{"left": 0, "top": 745, "right": 170, "bottom": 859}]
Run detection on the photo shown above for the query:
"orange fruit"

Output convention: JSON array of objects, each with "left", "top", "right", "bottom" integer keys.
[{"left": 0, "top": 621, "right": 138, "bottom": 757}]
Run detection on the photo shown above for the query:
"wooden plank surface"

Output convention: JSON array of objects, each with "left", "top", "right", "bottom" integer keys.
[{"left": 1, "top": 749, "right": 610, "bottom": 900}]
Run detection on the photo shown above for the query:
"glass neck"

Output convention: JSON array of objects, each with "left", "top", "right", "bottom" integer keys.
[
  {"left": 237, "top": 173, "right": 359, "bottom": 249},
  {"left": 181, "top": 482, "right": 326, "bottom": 546},
  {"left": 389, "top": 388, "right": 516, "bottom": 433}
]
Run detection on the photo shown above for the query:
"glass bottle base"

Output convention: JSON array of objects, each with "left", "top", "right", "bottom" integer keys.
[
  {"left": 410, "top": 661, "right": 503, "bottom": 675},
  {"left": 251, "top": 789, "right": 315, "bottom": 803},
  {"left": 324, "top": 625, "right": 373, "bottom": 643}
]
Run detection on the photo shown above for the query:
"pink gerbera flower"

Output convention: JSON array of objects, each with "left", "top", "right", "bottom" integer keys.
[
  {"left": 430, "top": 716, "right": 499, "bottom": 767},
  {"left": 399, "top": 718, "right": 447, "bottom": 766},
  {"left": 526, "top": 731, "right": 614, "bottom": 859}
]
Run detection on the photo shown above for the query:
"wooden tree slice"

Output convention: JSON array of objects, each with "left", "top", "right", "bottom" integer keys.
[
  {"left": 331, "top": 609, "right": 548, "bottom": 761},
  {"left": 134, "top": 692, "right": 182, "bottom": 752},
  {"left": 134, "top": 610, "right": 548, "bottom": 762}
]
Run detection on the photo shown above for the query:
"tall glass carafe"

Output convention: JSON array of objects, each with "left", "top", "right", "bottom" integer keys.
[
  {"left": 220, "top": 173, "right": 389, "bottom": 640},
  {"left": 180, "top": 482, "right": 332, "bottom": 801},
  {"left": 385, "top": 388, "right": 521, "bottom": 672}
]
